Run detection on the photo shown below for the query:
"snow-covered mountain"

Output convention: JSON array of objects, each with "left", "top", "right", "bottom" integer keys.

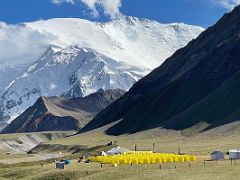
[
  {"left": 0, "top": 16, "right": 204, "bottom": 122},
  {"left": 0, "top": 17, "right": 204, "bottom": 91},
  {"left": 26, "top": 17, "right": 203, "bottom": 70},
  {"left": 0, "top": 45, "right": 139, "bottom": 120}
]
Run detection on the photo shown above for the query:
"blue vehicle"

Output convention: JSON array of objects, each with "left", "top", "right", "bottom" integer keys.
[{"left": 60, "top": 159, "right": 72, "bottom": 165}]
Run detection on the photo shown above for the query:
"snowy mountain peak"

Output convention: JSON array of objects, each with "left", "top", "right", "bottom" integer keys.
[
  {"left": 0, "top": 17, "right": 204, "bottom": 124},
  {"left": 0, "top": 45, "right": 139, "bottom": 121},
  {"left": 25, "top": 17, "right": 204, "bottom": 69}
]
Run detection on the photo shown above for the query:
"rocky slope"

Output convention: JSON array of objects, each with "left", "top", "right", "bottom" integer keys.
[
  {"left": 2, "top": 89, "right": 125, "bottom": 133},
  {"left": 81, "top": 5, "right": 240, "bottom": 135}
]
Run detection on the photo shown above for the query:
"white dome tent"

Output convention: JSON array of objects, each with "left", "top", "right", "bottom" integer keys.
[{"left": 106, "top": 146, "right": 130, "bottom": 155}]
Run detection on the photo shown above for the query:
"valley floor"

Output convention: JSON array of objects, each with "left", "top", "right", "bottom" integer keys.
[
  {"left": 1, "top": 126, "right": 240, "bottom": 179},
  {"left": 1, "top": 158, "right": 240, "bottom": 180}
]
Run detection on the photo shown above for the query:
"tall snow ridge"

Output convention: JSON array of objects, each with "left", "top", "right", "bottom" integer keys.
[{"left": 0, "top": 17, "right": 204, "bottom": 123}]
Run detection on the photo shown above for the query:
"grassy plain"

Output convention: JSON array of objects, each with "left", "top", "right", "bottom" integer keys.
[
  {"left": 1, "top": 156, "right": 240, "bottom": 180},
  {"left": 1, "top": 127, "right": 240, "bottom": 179}
]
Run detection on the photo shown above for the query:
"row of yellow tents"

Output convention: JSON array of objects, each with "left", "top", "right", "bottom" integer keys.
[{"left": 88, "top": 152, "right": 197, "bottom": 165}]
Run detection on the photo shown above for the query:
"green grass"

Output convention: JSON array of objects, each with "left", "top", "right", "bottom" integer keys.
[
  {"left": 0, "top": 151, "right": 34, "bottom": 160},
  {"left": 1, "top": 159, "right": 240, "bottom": 180},
  {"left": 1, "top": 129, "right": 240, "bottom": 179},
  {"left": 48, "top": 128, "right": 240, "bottom": 156},
  {"left": 0, "top": 133, "right": 25, "bottom": 142}
]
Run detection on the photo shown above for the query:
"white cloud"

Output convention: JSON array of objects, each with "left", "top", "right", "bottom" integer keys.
[
  {"left": 0, "top": 22, "right": 60, "bottom": 89},
  {"left": 51, "top": 0, "right": 75, "bottom": 5},
  {"left": 0, "top": 22, "right": 57, "bottom": 65},
  {"left": 82, "top": 0, "right": 122, "bottom": 18},
  {"left": 214, "top": 0, "right": 240, "bottom": 10},
  {"left": 51, "top": 0, "right": 122, "bottom": 19}
]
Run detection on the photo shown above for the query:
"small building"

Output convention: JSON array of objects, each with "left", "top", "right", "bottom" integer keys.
[
  {"left": 211, "top": 151, "right": 224, "bottom": 160},
  {"left": 229, "top": 150, "right": 240, "bottom": 159},
  {"left": 56, "top": 162, "right": 65, "bottom": 169}
]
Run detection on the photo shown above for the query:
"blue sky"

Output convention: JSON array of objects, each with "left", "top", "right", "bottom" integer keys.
[{"left": 0, "top": 0, "right": 238, "bottom": 28}]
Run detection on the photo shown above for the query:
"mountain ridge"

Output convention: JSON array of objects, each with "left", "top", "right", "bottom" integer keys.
[
  {"left": 80, "top": 5, "right": 240, "bottom": 135},
  {"left": 1, "top": 89, "right": 125, "bottom": 133},
  {"left": 0, "top": 46, "right": 137, "bottom": 122}
]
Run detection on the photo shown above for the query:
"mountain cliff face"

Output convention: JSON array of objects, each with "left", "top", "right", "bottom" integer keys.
[
  {"left": 0, "top": 46, "right": 136, "bottom": 121},
  {"left": 81, "top": 5, "right": 240, "bottom": 135},
  {"left": 0, "top": 17, "right": 203, "bottom": 124},
  {"left": 1, "top": 89, "right": 125, "bottom": 133}
]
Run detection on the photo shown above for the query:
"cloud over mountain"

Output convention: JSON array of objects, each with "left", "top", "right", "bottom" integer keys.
[
  {"left": 213, "top": 0, "right": 240, "bottom": 10},
  {"left": 51, "top": 0, "right": 122, "bottom": 18},
  {"left": 0, "top": 22, "right": 57, "bottom": 66}
]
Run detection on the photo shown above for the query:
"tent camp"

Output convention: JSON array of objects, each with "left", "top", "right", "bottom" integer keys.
[
  {"left": 211, "top": 151, "right": 224, "bottom": 160},
  {"left": 106, "top": 146, "right": 130, "bottom": 155}
]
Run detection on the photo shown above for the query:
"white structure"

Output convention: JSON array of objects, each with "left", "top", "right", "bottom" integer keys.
[
  {"left": 106, "top": 146, "right": 130, "bottom": 155},
  {"left": 229, "top": 150, "right": 240, "bottom": 159},
  {"left": 101, "top": 151, "right": 107, "bottom": 156},
  {"left": 211, "top": 151, "right": 224, "bottom": 160}
]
